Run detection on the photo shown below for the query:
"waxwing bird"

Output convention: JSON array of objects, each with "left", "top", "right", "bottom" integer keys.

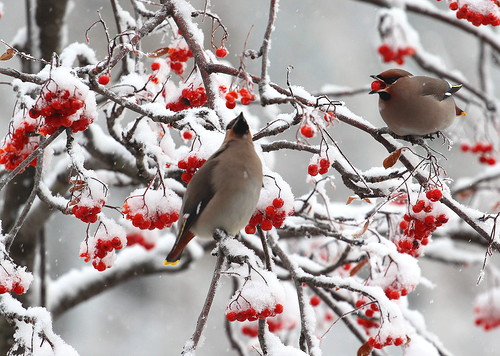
[
  {"left": 164, "top": 113, "right": 263, "bottom": 265},
  {"left": 369, "top": 68, "right": 466, "bottom": 136}
]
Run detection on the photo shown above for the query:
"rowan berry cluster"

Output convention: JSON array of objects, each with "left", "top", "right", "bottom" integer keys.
[
  {"left": 396, "top": 189, "right": 448, "bottom": 257},
  {"left": 69, "top": 177, "right": 107, "bottom": 224},
  {"left": 473, "top": 288, "right": 500, "bottom": 331},
  {"left": 245, "top": 197, "right": 290, "bottom": 233},
  {"left": 122, "top": 187, "right": 181, "bottom": 230},
  {"left": 167, "top": 46, "right": 193, "bottom": 74},
  {"left": 166, "top": 87, "right": 207, "bottom": 112},
  {"left": 29, "top": 86, "right": 93, "bottom": 135},
  {"left": 447, "top": 1, "right": 500, "bottom": 26},
  {"left": 308, "top": 157, "right": 331, "bottom": 176},
  {"left": 460, "top": 141, "right": 496, "bottom": 165},
  {"left": 377, "top": 44, "right": 416, "bottom": 65},
  {"left": 368, "top": 335, "right": 406, "bottom": 349},
  {"left": 0, "top": 261, "right": 32, "bottom": 295},
  {"left": 177, "top": 155, "right": 207, "bottom": 183},
  {"left": 0, "top": 119, "right": 39, "bottom": 171},
  {"left": 79, "top": 219, "right": 127, "bottom": 272},
  {"left": 80, "top": 236, "right": 124, "bottom": 271},
  {"left": 356, "top": 299, "right": 381, "bottom": 331},
  {"left": 384, "top": 283, "right": 410, "bottom": 300},
  {"left": 240, "top": 314, "right": 293, "bottom": 337},
  {"left": 223, "top": 87, "right": 256, "bottom": 109},
  {"left": 72, "top": 200, "right": 105, "bottom": 224},
  {"left": 126, "top": 232, "right": 156, "bottom": 250},
  {"left": 226, "top": 303, "right": 284, "bottom": 322}
]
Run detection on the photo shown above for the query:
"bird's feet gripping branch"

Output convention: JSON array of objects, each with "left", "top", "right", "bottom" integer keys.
[{"left": 164, "top": 113, "right": 263, "bottom": 266}]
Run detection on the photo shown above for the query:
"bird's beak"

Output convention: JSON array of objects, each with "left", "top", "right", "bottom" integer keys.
[{"left": 370, "top": 75, "right": 380, "bottom": 80}]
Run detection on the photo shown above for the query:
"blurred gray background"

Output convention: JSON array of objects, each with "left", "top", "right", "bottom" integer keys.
[{"left": 1, "top": 1, "right": 499, "bottom": 355}]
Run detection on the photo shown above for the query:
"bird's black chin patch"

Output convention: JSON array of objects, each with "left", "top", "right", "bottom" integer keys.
[
  {"left": 228, "top": 112, "right": 250, "bottom": 136},
  {"left": 377, "top": 91, "right": 391, "bottom": 101}
]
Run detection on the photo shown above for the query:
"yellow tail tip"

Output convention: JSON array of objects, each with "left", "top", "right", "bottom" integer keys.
[
  {"left": 456, "top": 111, "right": 467, "bottom": 117},
  {"left": 164, "top": 259, "right": 180, "bottom": 266}
]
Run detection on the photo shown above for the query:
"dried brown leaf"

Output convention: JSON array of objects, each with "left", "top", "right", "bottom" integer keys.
[
  {"left": 346, "top": 196, "right": 358, "bottom": 205},
  {"left": 357, "top": 341, "right": 373, "bottom": 356},
  {"left": 0, "top": 48, "right": 16, "bottom": 61},
  {"left": 352, "top": 220, "right": 370, "bottom": 238},
  {"left": 349, "top": 258, "right": 368, "bottom": 276},
  {"left": 148, "top": 47, "right": 170, "bottom": 58},
  {"left": 383, "top": 148, "right": 402, "bottom": 169}
]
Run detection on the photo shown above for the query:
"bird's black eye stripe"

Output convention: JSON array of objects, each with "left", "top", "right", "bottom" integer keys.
[{"left": 378, "top": 76, "right": 400, "bottom": 85}]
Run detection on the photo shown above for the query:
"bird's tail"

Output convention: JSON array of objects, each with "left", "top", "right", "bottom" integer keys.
[{"left": 164, "top": 230, "right": 195, "bottom": 266}]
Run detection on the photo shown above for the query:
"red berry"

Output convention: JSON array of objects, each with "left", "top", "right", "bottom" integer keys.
[
  {"left": 98, "top": 74, "right": 110, "bottom": 85},
  {"left": 226, "top": 312, "right": 238, "bottom": 322},
  {"left": 260, "top": 220, "right": 273, "bottom": 231},
  {"left": 274, "top": 304, "right": 284, "bottom": 314},
  {"left": 371, "top": 80, "right": 386, "bottom": 91},
  {"left": 449, "top": 1, "right": 459, "bottom": 11},
  {"left": 226, "top": 100, "right": 236, "bottom": 109},
  {"left": 182, "top": 130, "right": 193, "bottom": 140},
  {"left": 310, "top": 295, "right": 321, "bottom": 306},
  {"left": 300, "top": 125, "right": 315, "bottom": 138},
  {"left": 215, "top": 47, "right": 228, "bottom": 58},
  {"left": 13, "top": 283, "right": 25, "bottom": 295},
  {"left": 308, "top": 164, "right": 319, "bottom": 176},
  {"left": 273, "top": 198, "right": 284, "bottom": 209},
  {"left": 245, "top": 224, "right": 256, "bottom": 234},
  {"left": 151, "top": 62, "right": 161, "bottom": 71}
]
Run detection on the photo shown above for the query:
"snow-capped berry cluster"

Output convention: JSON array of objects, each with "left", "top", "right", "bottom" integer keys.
[
  {"left": 307, "top": 156, "right": 331, "bottom": 176},
  {"left": 356, "top": 299, "right": 381, "bottom": 331},
  {"left": 460, "top": 141, "right": 496, "bottom": 165},
  {"left": 126, "top": 232, "right": 156, "bottom": 250},
  {"left": 396, "top": 189, "right": 448, "bottom": 257},
  {"left": 245, "top": 197, "right": 291, "bottom": 233},
  {"left": 474, "top": 287, "right": 500, "bottom": 331},
  {"left": 368, "top": 335, "right": 406, "bottom": 349},
  {"left": 0, "top": 259, "right": 33, "bottom": 295},
  {"left": 177, "top": 155, "right": 206, "bottom": 183},
  {"left": 377, "top": 44, "right": 416, "bottom": 65},
  {"left": 79, "top": 218, "right": 127, "bottom": 271},
  {"left": 69, "top": 177, "right": 108, "bottom": 224},
  {"left": 122, "top": 187, "right": 181, "bottom": 230},
  {"left": 0, "top": 117, "right": 39, "bottom": 171},
  {"left": 166, "top": 86, "right": 207, "bottom": 112},
  {"left": 226, "top": 303, "right": 284, "bottom": 322},
  {"left": 167, "top": 45, "right": 193, "bottom": 75},
  {"left": 240, "top": 311, "right": 295, "bottom": 337},
  {"left": 447, "top": 1, "right": 500, "bottom": 26},
  {"left": 29, "top": 84, "right": 95, "bottom": 135},
  {"left": 223, "top": 87, "right": 256, "bottom": 109}
]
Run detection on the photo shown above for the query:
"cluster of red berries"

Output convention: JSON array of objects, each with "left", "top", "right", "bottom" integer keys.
[
  {"left": 245, "top": 198, "right": 289, "bottom": 233},
  {"left": 126, "top": 232, "right": 156, "bottom": 250},
  {"left": 355, "top": 299, "right": 381, "bottom": 332},
  {"left": 384, "top": 283, "right": 410, "bottom": 300},
  {"left": 473, "top": 289, "right": 500, "bottom": 331},
  {"left": 0, "top": 262, "right": 31, "bottom": 295},
  {"left": 148, "top": 62, "right": 162, "bottom": 84},
  {"left": 300, "top": 124, "right": 316, "bottom": 138},
  {"left": 308, "top": 158, "right": 331, "bottom": 176},
  {"left": 460, "top": 142, "right": 496, "bottom": 165},
  {"left": 29, "top": 88, "right": 92, "bottom": 135},
  {"left": 226, "top": 304, "right": 284, "bottom": 322},
  {"left": 215, "top": 47, "right": 228, "bottom": 58},
  {"left": 177, "top": 155, "right": 207, "bottom": 183},
  {"left": 240, "top": 316, "right": 293, "bottom": 337},
  {"left": 0, "top": 120, "right": 39, "bottom": 171},
  {"left": 72, "top": 200, "right": 105, "bottom": 224},
  {"left": 80, "top": 236, "right": 124, "bottom": 271},
  {"left": 123, "top": 202, "right": 179, "bottom": 231},
  {"left": 167, "top": 47, "right": 193, "bottom": 74},
  {"left": 367, "top": 335, "right": 406, "bottom": 349},
  {"left": 223, "top": 87, "right": 256, "bottom": 109},
  {"left": 166, "top": 87, "right": 207, "bottom": 112},
  {"left": 0, "top": 280, "right": 26, "bottom": 295},
  {"left": 377, "top": 44, "right": 416, "bottom": 65},
  {"left": 396, "top": 190, "right": 448, "bottom": 257},
  {"left": 447, "top": 1, "right": 500, "bottom": 26}
]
